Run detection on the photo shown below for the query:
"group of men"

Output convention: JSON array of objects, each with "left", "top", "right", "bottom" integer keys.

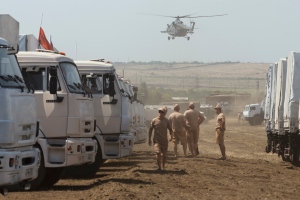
[{"left": 148, "top": 102, "right": 226, "bottom": 170}]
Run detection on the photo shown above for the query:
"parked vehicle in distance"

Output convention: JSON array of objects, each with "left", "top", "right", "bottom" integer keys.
[{"left": 243, "top": 103, "right": 264, "bottom": 125}]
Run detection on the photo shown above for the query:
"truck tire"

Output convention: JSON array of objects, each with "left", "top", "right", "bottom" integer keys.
[
  {"left": 64, "top": 140, "right": 103, "bottom": 178},
  {"left": 248, "top": 119, "right": 254, "bottom": 126},
  {"left": 295, "top": 148, "right": 300, "bottom": 167},
  {"left": 40, "top": 167, "right": 64, "bottom": 188},
  {"left": 253, "top": 115, "right": 263, "bottom": 125}
]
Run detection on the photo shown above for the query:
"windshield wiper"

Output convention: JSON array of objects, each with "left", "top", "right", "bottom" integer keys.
[
  {"left": 14, "top": 75, "right": 24, "bottom": 83},
  {"left": 0, "top": 75, "right": 24, "bottom": 92}
]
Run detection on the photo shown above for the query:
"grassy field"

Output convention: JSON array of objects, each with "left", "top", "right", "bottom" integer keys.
[{"left": 114, "top": 62, "right": 270, "bottom": 93}]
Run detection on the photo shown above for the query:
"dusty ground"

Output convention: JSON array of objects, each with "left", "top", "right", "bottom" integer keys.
[{"left": 2, "top": 116, "right": 300, "bottom": 200}]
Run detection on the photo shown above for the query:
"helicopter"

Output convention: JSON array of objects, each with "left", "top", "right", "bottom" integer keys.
[{"left": 139, "top": 13, "right": 227, "bottom": 40}]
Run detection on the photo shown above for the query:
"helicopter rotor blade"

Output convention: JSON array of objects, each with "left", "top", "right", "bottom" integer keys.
[
  {"left": 177, "top": 13, "right": 197, "bottom": 18},
  {"left": 186, "top": 14, "right": 228, "bottom": 18},
  {"left": 137, "top": 13, "right": 178, "bottom": 18}
]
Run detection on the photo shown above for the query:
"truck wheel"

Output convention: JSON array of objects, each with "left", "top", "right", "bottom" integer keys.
[
  {"left": 40, "top": 167, "right": 64, "bottom": 188},
  {"left": 281, "top": 153, "right": 290, "bottom": 162},
  {"left": 28, "top": 147, "right": 46, "bottom": 190},
  {"left": 64, "top": 140, "right": 103, "bottom": 178},
  {"left": 295, "top": 148, "right": 300, "bottom": 167},
  {"left": 248, "top": 119, "right": 254, "bottom": 126},
  {"left": 253, "top": 115, "right": 263, "bottom": 125}
]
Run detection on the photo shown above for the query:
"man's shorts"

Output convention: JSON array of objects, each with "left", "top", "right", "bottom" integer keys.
[
  {"left": 172, "top": 131, "right": 187, "bottom": 145},
  {"left": 186, "top": 127, "right": 199, "bottom": 144},
  {"left": 154, "top": 142, "right": 168, "bottom": 154},
  {"left": 216, "top": 129, "right": 225, "bottom": 145}
]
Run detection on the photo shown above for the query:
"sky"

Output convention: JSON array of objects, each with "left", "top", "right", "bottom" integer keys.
[{"left": 2, "top": 0, "right": 300, "bottom": 63}]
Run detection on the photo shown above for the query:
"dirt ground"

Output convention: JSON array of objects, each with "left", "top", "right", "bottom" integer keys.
[{"left": 2, "top": 116, "right": 300, "bottom": 200}]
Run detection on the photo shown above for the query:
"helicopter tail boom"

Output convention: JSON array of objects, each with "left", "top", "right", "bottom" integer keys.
[{"left": 188, "top": 21, "right": 195, "bottom": 33}]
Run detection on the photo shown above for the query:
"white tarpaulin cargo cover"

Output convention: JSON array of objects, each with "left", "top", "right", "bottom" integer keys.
[
  {"left": 274, "top": 59, "right": 287, "bottom": 132},
  {"left": 264, "top": 66, "right": 273, "bottom": 132},
  {"left": 19, "top": 34, "right": 58, "bottom": 52},
  {"left": 19, "top": 34, "right": 39, "bottom": 51},
  {"left": 284, "top": 52, "right": 300, "bottom": 123},
  {"left": 270, "top": 63, "right": 278, "bottom": 130}
]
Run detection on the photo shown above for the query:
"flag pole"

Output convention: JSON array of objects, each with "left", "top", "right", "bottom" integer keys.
[
  {"left": 38, "top": 13, "right": 43, "bottom": 48},
  {"left": 40, "top": 13, "right": 43, "bottom": 28}
]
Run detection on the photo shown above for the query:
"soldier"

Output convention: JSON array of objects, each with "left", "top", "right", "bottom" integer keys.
[
  {"left": 238, "top": 112, "right": 242, "bottom": 124},
  {"left": 184, "top": 102, "right": 203, "bottom": 156},
  {"left": 214, "top": 104, "right": 226, "bottom": 160},
  {"left": 168, "top": 104, "right": 187, "bottom": 157},
  {"left": 148, "top": 107, "right": 173, "bottom": 170}
]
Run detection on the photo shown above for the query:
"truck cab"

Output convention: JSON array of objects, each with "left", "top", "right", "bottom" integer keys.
[
  {"left": 16, "top": 51, "right": 97, "bottom": 189},
  {"left": 0, "top": 38, "right": 40, "bottom": 195},
  {"left": 243, "top": 103, "right": 264, "bottom": 125},
  {"left": 71, "top": 60, "right": 135, "bottom": 176}
]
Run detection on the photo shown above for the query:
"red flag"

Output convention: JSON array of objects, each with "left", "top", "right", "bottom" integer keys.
[{"left": 38, "top": 27, "right": 53, "bottom": 50}]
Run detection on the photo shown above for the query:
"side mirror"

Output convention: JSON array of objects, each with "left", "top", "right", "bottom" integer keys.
[
  {"left": 108, "top": 74, "right": 115, "bottom": 97},
  {"left": 7, "top": 44, "right": 19, "bottom": 55},
  {"left": 103, "top": 74, "right": 116, "bottom": 96},
  {"left": 49, "top": 76, "right": 57, "bottom": 94},
  {"left": 49, "top": 66, "right": 57, "bottom": 76}
]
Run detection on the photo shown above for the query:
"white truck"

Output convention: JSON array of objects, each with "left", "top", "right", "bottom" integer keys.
[
  {"left": 0, "top": 38, "right": 40, "bottom": 195},
  {"left": 123, "top": 80, "right": 147, "bottom": 144},
  {"left": 265, "top": 52, "right": 300, "bottom": 166},
  {"left": 242, "top": 103, "right": 264, "bottom": 125},
  {"left": 66, "top": 60, "right": 136, "bottom": 177},
  {"left": 16, "top": 51, "right": 97, "bottom": 189},
  {"left": 282, "top": 52, "right": 300, "bottom": 165}
]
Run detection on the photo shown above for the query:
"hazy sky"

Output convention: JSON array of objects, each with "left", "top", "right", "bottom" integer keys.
[{"left": 2, "top": 0, "right": 300, "bottom": 63}]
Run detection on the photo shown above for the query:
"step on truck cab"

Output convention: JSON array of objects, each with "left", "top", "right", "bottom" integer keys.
[
  {"left": 16, "top": 51, "right": 97, "bottom": 189},
  {"left": 0, "top": 38, "right": 40, "bottom": 195},
  {"left": 69, "top": 60, "right": 134, "bottom": 177}
]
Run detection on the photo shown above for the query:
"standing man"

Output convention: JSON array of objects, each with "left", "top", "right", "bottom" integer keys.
[
  {"left": 238, "top": 112, "right": 241, "bottom": 125},
  {"left": 168, "top": 104, "right": 187, "bottom": 157},
  {"left": 214, "top": 104, "right": 226, "bottom": 160},
  {"left": 148, "top": 107, "right": 173, "bottom": 170},
  {"left": 184, "top": 102, "right": 202, "bottom": 156}
]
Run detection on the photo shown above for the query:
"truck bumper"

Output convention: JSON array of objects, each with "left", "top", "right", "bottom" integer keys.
[
  {"left": 0, "top": 147, "right": 40, "bottom": 186},
  {"left": 38, "top": 138, "right": 97, "bottom": 168},
  {"left": 99, "top": 133, "right": 134, "bottom": 159}
]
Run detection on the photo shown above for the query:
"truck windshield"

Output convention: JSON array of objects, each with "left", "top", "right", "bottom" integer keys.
[
  {"left": 0, "top": 48, "right": 26, "bottom": 88},
  {"left": 60, "top": 62, "right": 84, "bottom": 94},
  {"left": 82, "top": 75, "right": 103, "bottom": 94}
]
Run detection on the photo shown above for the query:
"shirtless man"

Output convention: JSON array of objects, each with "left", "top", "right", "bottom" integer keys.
[{"left": 148, "top": 107, "right": 173, "bottom": 170}]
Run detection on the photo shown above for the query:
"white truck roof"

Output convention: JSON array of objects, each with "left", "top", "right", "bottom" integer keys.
[
  {"left": 17, "top": 51, "right": 73, "bottom": 66},
  {"left": 75, "top": 60, "right": 114, "bottom": 74},
  {"left": 0, "top": 37, "right": 8, "bottom": 45}
]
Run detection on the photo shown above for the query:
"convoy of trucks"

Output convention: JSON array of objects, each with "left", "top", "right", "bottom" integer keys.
[
  {"left": 264, "top": 52, "right": 300, "bottom": 166},
  {"left": 3, "top": 12, "right": 300, "bottom": 197}
]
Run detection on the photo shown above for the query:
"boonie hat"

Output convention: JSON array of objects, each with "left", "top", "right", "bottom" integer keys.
[{"left": 214, "top": 104, "right": 222, "bottom": 110}]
